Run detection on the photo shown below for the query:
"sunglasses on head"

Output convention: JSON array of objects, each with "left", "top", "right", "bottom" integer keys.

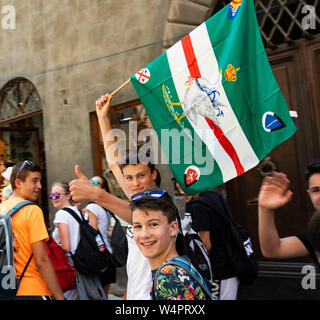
[
  {"left": 130, "top": 189, "right": 167, "bottom": 201},
  {"left": 49, "top": 192, "right": 67, "bottom": 199},
  {"left": 89, "top": 179, "right": 100, "bottom": 186},
  {"left": 16, "top": 160, "right": 35, "bottom": 180},
  {"left": 131, "top": 189, "right": 183, "bottom": 233}
]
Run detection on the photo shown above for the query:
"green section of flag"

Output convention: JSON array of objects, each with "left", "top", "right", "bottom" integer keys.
[{"left": 206, "top": 0, "right": 296, "bottom": 160}]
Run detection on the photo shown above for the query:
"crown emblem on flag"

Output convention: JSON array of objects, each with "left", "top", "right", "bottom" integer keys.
[{"left": 224, "top": 64, "right": 240, "bottom": 82}]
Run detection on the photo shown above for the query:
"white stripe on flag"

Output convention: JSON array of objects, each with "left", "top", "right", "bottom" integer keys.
[
  {"left": 190, "top": 23, "right": 259, "bottom": 173},
  {"left": 167, "top": 41, "right": 237, "bottom": 180},
  {"left": 167, "top": 22, "right": 259, "bottom": 180}
]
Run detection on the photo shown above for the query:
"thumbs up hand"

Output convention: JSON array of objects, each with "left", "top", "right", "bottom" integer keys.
[
  {"left": 69, "top": 165, "right": 94, "bottom": 202},
  {"left": 74, "top": 164, "right": 88, "bottom": 181}
]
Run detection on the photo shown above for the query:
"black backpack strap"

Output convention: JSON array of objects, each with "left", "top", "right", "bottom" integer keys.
[
  {"left": 19, "top": 254, "right": 33, "bottom": 281},
  {"left": 109, "top": 211, "right": 120, "bottom": 223},
  {"left": 87, "top": 202, "right": 117, "bottom": 221},
  {"left": 16, "top": 254, "right": 33, "bottom": 290},
  {"left": 62, "top": 207, "right": 85, "bottom": 224}
]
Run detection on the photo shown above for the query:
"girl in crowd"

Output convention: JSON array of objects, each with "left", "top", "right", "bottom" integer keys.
[
  {"left": 85, "top": 175, "right": 116, "bottom": 298},
  {"left": 130, "top": 189, "right": 213, "bottom": 300},
  {"left": 50, "top": 181, "right": 106, "bottom": 300}
]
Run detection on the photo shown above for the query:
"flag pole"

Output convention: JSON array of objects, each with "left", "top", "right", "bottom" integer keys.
[{"left": 111, "top": 79, "right": 131, "bottom": 96}]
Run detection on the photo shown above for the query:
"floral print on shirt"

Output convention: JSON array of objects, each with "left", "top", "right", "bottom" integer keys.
[{"left": 151, "top": 263, "right": 208, "bottom": 300}]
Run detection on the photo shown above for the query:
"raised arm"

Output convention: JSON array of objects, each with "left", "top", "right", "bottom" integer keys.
[
  {"left": 96, "top": 94, "right": 131, "bottom": 199},
  {"left": 258, "top": 171, "right": 308, "bottom": 259}
]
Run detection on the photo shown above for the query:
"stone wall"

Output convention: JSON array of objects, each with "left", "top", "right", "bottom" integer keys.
[{"left": 0, "top": 0, "right": 172, "bottom": 203}]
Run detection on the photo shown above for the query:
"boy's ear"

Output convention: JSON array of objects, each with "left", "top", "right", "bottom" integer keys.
[
  {"left": 14, "top": 178, "right": 22, "bottom": 188},
  {"left": 170, "top": 220, "right": 179, "bottom": 237},
  {"left": 151, "top": 168, "right": 157, "bottom": 182}
]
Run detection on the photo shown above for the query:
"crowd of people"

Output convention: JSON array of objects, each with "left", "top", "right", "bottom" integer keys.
[{"left": 0, "top": 92, "right": 319, "bottom": 300}]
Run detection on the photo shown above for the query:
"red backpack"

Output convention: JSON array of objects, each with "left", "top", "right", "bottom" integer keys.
[{"left": 46, "top": 237, "right": 77, "bottom": 292}]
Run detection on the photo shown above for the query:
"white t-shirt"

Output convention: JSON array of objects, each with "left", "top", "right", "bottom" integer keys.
[
  {"left": 52, "top": 206, "right": 83, "bottom": 255},
  {"left": 85, "top": 202, "right": 112, "bottom": 253},
  {"left": 126, "top": 226, "right": 152, "bottom": 300}
]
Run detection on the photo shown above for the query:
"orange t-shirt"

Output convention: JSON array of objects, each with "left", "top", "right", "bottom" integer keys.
[{"left": 0, "top": 197, "right": 52, "bottom": 296}]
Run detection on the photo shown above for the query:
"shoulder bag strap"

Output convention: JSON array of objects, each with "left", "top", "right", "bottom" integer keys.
[
  {"left": 62, "top": 207, "right": 84, "bottom": 224},
  {"left": 109, "top": 211, "right": 120, "bottom": 223},
  {"left": 7, "top": 200, "right": 35, "bottom": 218},
  {"left": 17, "top": 253, "right": 33, "bottom": 288},
  {"left": 19, "top": 254, "right": 33, "bottom": 279}
]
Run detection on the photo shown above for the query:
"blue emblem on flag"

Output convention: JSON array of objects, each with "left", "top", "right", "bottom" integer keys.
[{"left": 262, "top": 112, "right": 286, "bottom": 132}]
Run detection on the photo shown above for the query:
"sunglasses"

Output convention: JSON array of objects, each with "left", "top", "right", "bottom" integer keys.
[
  {"left": 130, "top": 189, "right": 167, "bottom": 201},
  {"left": 89, "top": 179, "right": 101, "bottom": 186},
  {"left": 49, "top": 192, "right": 67, "bottom": 199},
  {"left": 16, "top": 160, "right": 35, "bottom": 180}
]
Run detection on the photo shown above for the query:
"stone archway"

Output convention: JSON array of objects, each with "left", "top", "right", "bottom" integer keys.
[{"left": 162, "top": 0, "right": 219, "bottom": 50}]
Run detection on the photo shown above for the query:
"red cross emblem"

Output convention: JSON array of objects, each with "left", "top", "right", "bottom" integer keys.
[{"left": 135, "top": 68, "right": 150, "bottom": 84}]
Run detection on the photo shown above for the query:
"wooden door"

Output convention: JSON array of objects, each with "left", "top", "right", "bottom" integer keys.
[{"left": 226, "top": 39, "right": 320, "bottom": 259}]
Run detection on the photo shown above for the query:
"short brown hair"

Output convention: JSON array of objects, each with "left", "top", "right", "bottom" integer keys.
[
  {"left": 11, "top": 160, "right": 41, "bottom": 190},
  {"left": 130, "top": 191, "right": 178, "bottom": 224}
]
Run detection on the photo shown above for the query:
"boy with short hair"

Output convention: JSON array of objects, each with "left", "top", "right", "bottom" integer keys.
[
  {"left": 0, "top": 160, "right": 65, "bottom": 300},
  {"left": 130, "top": 190, "right": 211, "bottom": 300}
]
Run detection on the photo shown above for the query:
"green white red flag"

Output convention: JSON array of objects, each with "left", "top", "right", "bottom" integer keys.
[{"left": 130, "top": 0, "right": 296, "bottom": 194}]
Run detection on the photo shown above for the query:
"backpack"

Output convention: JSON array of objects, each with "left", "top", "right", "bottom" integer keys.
[
  {"left": 0, "top": 200, "right": 35, "bottom": 299},
  {"left": 152, "top": 256, "right": 215, "bottom": 300},
  {"left": 177, "top": 213, "right": 214, "bottom": 291},
  {"left": 193, "top": 192, "right": 258, "bottom": 285},
  {"left": 45, "top": 236, "right": 77, "bottom": 292},
  {"left": 109, "top": 212, "right": 128, "bottom": 268},
  {"left": 87, "top": 202, "right": 128, "bottom": 268},
  {"left": 63, "top": 207, "right": 113, "bottom": 276}
]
